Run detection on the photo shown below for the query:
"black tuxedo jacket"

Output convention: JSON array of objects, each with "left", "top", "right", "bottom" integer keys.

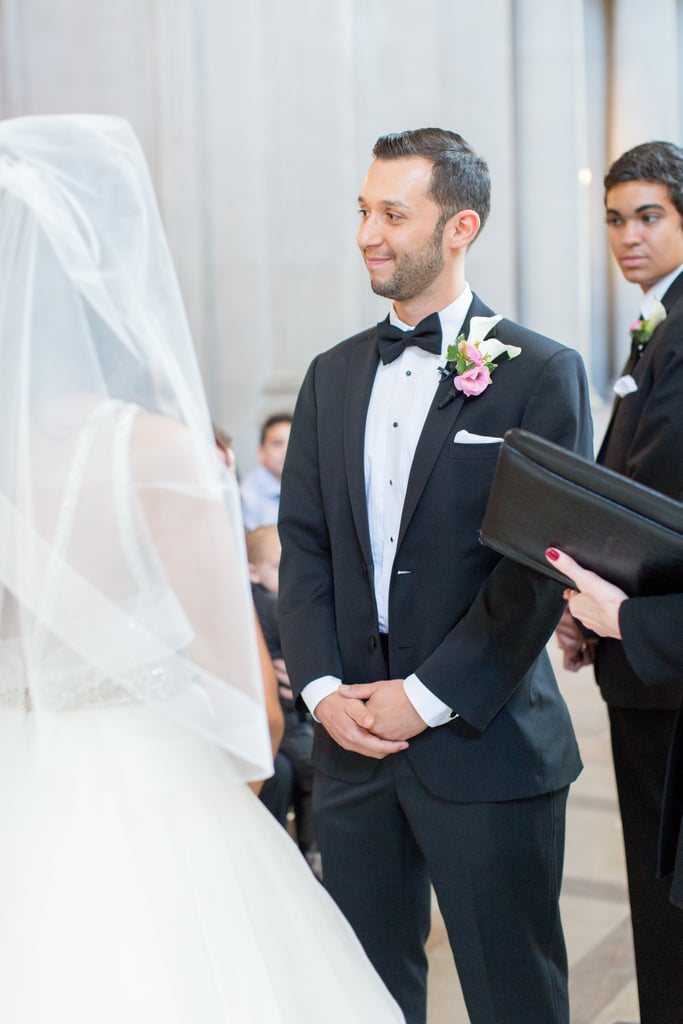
[
  {"left": 620, "top": 594, "right": 683, "bottom": 907},
  {"left": 664, "top": 707, "right": 683, "bottom": 910},
  {"left": 278, "top": 294, "right": 593, "bottom": 802},
  {"left": 595, "top": 272, "right": 683, "bottom": 709}
]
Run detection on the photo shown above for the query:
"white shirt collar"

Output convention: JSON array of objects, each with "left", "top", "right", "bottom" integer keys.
[
  {"left": 388, "top": 284, "right": 474, "bottom": 358},
  {"left": 640, "top": 263, "right": 683, "bottom": 317}
]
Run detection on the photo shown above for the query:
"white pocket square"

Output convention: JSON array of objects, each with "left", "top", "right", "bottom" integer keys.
[
  {"left": 613, "top": 374, "right": 638, "bottom": 397},
  {"left": 453, "top": 429, "right": 504, "bottom": 444}
]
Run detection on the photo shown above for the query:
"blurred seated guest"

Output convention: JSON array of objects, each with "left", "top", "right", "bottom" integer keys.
[
  {"left": 211, "top": 424, "right": 285, "bottom": 796},
  {"left": 250, "top": 615, "right": 285, "bottom": 797},
  {"left": 257, "top": 751, "right": 294, "bottom": 828},
  {"left": 240, "top": 414, "right": 291, "bottom": 529},
  {"left": 247, "top": 525, "right": 320, "bottom": 876},
  {"left": 546, "top": 547, "right": 683, "bottom": 912},
  {"left": 253, "top": 563, "right": 292, "bottom": 833}
]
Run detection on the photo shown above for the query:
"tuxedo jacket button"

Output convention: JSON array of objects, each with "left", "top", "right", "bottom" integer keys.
[{"left": 368, "top": 635, "right": 378, "bottom": 652}]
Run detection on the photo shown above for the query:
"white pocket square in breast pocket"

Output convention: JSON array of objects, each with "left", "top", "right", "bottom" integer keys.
[
  {"left": 453, "top": 429, "right": 504, "bottom": 444},
  {"left": 613, "top": 374, "right": 638, "bottom": 397}
]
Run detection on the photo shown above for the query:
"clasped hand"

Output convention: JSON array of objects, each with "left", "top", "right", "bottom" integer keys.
[{"left": 315, "top": 678, "right": 427, "bottom": 760}]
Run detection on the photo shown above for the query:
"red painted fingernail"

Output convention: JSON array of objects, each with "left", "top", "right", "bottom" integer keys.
[{"left": 546, "top": 548, "right": 560, "bottom": 561}]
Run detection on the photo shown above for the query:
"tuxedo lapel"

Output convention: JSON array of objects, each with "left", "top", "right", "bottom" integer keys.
[
  {"left": 344, "top": 331, "right": 378, "bottom": 568},
  {"left": 662, "top": 268, "right": 683, "bottom": 312},
  {"left": 599, "top": 270, "right": 683, "bottom": 463},
  {"left": 397, "top": 378, "right": 465, "bottom": 549},
  {"left": 348, "top": 295, "right": 500, "bottom": 556},
  {"left": 396, "top": 293, "right": 493, "bottom": 549}
]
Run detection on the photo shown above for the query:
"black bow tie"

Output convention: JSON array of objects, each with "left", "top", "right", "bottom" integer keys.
[{"left": 376, "top": 312, "right": 442, "bottom": 364}]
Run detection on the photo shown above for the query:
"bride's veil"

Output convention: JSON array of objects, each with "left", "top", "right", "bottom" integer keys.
[{"left": 0, "top": 114, "right": 272, "bottom": 781}]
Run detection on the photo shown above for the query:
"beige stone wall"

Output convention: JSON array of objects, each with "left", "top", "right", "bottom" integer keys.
[{"left": 1, "top": 0, "right": 681, "bottom": 466}]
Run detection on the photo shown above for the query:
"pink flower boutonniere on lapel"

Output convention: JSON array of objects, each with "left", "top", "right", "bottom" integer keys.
[
  {"left": 440, "top": 315, "right": 521, "bottom": 401},
  {"left": 629, "top": 296, "right": 666, "bottom": 351}
]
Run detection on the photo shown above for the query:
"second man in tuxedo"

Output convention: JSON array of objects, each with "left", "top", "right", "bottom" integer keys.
[
  {"left": 278, "top": 128, "right": 593, "bottom": 1024},
  {"left": 558, "top": 140, "right": 683, "bottom": 1024}
]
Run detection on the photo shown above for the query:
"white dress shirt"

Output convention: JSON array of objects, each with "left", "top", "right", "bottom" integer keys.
[
  {"left": 640, "top": 262, "right": 683, "bottom": 317},
  {"left": 301, "top": 287, "right": 473, "bottom": 726}
]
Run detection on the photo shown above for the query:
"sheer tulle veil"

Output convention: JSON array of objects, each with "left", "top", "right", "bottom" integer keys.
[{"left": 0, "top": 114, "right": 272, "bottom": 781}]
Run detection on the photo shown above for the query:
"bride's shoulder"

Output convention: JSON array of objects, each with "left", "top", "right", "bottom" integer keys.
[
  {"left": 128, "top": 409, "right": 210, "bottom": 483},
  {"left": 129, "top": 408, "right": 190, "bottom": 445}
]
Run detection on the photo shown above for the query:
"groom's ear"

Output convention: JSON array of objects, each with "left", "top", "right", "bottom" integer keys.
[{"left": 443, "top": 209, "right": 480, "bottom": 252}]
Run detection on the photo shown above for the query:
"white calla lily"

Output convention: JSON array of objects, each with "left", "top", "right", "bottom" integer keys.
[
  {"left": 467, "top": 315, "right": 520, "bottom": 363},
  {"left": 478, "top": 338, "right": 521, "bottom": 362},
  {"left": 467, "top": 314, "right": 504, "bottom": 343},
  {"left": 649, "top": 296, "right": 666, "bottom": 330}
]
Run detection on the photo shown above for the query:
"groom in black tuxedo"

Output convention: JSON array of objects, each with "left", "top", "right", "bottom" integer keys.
[{"left": 278, "top": 128, "right": 593, "bottom": 1024}]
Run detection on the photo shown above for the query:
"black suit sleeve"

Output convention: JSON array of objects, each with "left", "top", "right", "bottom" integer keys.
[
  {"left": 416, "top": 347, "right": 593, "bottom": 731},
  {"left": 623, "top": 326, "right": 683, "bottom": 497},
  {"left": 619, "top": 594, "right": 683, "bottom": 689},
  {"left": 278, "top": 357, "right": 345, "bottom": 691}
]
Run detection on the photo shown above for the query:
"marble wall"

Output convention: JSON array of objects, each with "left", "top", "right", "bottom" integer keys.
[{"left": 1, "top": 0, "right": 682, "bottom": 467}]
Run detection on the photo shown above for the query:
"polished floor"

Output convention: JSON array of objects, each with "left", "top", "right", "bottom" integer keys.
[{"left": 425, "top": 643, "right": 640, "bottom": 1023}]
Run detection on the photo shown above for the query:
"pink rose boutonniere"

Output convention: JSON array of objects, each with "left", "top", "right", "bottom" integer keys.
[{"left": 441, "top": 315, "right": 521, "bottom": 401}]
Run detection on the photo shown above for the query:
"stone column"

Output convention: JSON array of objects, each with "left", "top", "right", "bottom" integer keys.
[
  {"left": 513, "top": 0, "right": 596, "bottom": 379},
  {"left": 607, "top": 0, "right": 682, "bottom": 380}
]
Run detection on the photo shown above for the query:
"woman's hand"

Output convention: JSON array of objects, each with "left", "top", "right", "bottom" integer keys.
[{"left": 546, "top": 548, "right": 627, "bottom": 639}]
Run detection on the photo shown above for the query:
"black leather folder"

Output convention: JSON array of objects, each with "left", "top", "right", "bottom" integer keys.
[{"left": 479, "top": 428, "right": 683, "bottom": 595}]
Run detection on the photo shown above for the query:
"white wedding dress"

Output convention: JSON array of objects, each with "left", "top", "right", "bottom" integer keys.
[
  {"left": 0, "top": 404, "right": 404, "bottom": 1024},
  {"left": 0, "top": 705, "right": 405, "bottom": 1023}
]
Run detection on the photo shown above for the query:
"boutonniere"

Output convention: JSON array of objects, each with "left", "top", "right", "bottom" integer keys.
[
  {"left": 629, "top": 296, "right": 666, "bottom": 350},
  {"left": 438, "top": 315, "right": 521, "bottom": 406}
]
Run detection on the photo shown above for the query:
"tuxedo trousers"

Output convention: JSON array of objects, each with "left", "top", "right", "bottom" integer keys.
[
  {"left": 609, "top": 707, "right": 683, "bottom": 1024},
  {"left": 313, "top": 752, "right": 570, "bottom": 1024}
]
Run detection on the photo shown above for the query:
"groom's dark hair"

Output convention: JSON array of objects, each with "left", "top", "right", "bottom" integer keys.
[
  {"left": 372, "top": 128, "right": 491, "bottom": 231},
  {"left": 604, "top": 140, "right": 683, "bottom": 220}
]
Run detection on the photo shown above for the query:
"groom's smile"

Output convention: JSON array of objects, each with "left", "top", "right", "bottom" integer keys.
[{"left": 357, "top": 155, "right": 448, "bottom": 309}]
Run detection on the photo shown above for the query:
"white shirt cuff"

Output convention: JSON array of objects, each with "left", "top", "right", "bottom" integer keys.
[
  {"left": 403, "top": 673, "right": 457, "bottom": 727},
  {"left": 301, "top": 676, "right": 341, "bottom": 719}
]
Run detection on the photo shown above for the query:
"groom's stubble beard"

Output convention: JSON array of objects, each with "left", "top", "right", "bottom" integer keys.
[{"left": 368, "top": 222, "right": 445, "bottom": 302}]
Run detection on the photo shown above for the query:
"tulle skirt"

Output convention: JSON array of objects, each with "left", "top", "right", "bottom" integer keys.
[{"left": 0, "top": 703, "right": 403, "bottom": 1023}]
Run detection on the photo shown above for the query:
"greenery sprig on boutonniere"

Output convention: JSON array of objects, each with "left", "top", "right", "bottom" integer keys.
[
  {"left": 438, "top": 315, "right": 521, "bottom": 407},
  {"left": 629, "top": 296, "right": 666, "bottom": 350}
]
